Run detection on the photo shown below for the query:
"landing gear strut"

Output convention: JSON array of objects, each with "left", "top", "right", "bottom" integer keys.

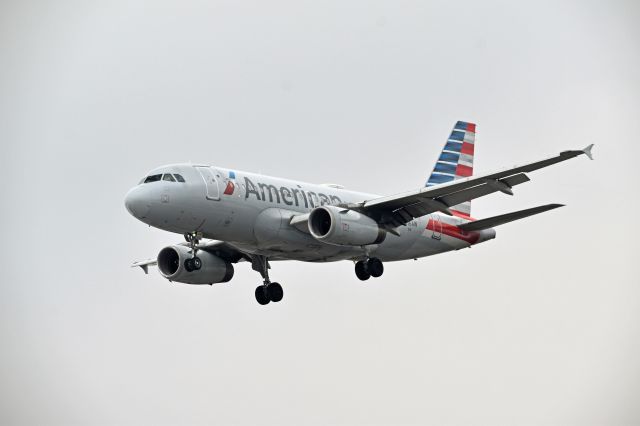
[
  {"left": 354, "top": 257, "right": 384, "bottom": 281},
  {"left": 252, "top": 255, "right": 283, "bottom": 305},
  {"left": 184, "top": 232, "right": 202, "bottom": 272}
]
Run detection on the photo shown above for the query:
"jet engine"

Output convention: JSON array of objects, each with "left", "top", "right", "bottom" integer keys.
[
  {"left": 308, "top": 205, "right": 386, "bottom": 246},
  {"left": 157, "top": 245, "right": 234, "bottom": 284}
]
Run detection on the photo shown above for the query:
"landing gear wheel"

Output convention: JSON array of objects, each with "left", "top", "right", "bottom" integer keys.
[
  {"left": 184, "top": 258, "right": 194, "bottom": 272},
  {"left": 367, "top": 258, "right": 384, "bottom": 278},
  {"left": 355, "top": 261, "right": 371, "bottom": 281},
  {"left": 255, "top": 286, "right": 270, "bottom": 305},
  {"left": 251, "top": 255, "right": 285, "bottom": 305},
  {"left": 192, "top": 256, "right": 202, "bottom": 270},
  {"left": 267, "top": 282, "right": 283, "bottom": 302}
]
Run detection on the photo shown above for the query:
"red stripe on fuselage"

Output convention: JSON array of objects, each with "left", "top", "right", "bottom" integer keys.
[
  {"left": 426, "top": 219, "right": 480, "bottom": 244},
  {"left": 451, "top": 210, "right": 475, "bottom": 220}
]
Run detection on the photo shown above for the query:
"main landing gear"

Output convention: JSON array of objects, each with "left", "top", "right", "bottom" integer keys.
[
  {"left": 354, "top": 257, "right": 384, "bottom": 281},
  {"left": 184, "top": 232, "right": 202, "bottom": 272},
  {"left": 252, "top": 255, "right": 283, "bottom": 305}
]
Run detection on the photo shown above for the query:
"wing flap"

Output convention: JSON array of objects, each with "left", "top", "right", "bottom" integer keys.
[
  {"left": 438, "top": 173, "right": 530, "bottom": 212},
  {"left": 458, "top": 204, "right": 564, "bottom": 232}
]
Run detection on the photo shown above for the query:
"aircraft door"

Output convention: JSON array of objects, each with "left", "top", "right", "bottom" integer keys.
[
  {"left": 195, "top": 166, "right": 220, "bottom": 200},
  {"left": 430, "top": 214, "right": 442, "bottom": 240}
]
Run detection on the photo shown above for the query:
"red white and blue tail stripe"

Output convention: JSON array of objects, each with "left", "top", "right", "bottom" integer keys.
[{"left": 426, "top": 121, "right": 476, "bottom": 218}]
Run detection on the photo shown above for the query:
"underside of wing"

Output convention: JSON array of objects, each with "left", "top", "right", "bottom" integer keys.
[{"left": 195, "top": 240, "right": 249, "bottom": 263}]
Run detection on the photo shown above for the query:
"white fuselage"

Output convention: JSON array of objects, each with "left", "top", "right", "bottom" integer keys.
[{"left": 124, "top": 164, "right": 496, "bottom": 263}]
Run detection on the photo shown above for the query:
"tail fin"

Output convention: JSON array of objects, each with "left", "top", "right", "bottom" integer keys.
[{"left": 426, "top": 120, "right": 476, "bottom": 218}]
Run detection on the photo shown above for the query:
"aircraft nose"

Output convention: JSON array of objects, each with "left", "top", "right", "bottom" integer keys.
[{"left": 124, "top": 186, "right": 151, "bottom": 219}]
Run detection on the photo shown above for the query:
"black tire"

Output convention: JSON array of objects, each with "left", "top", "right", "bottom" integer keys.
[
  {"left": 355, "top": 261, "right": 371, "bottom": 281},
  {"left": 267, "top": 282, "right": 284, "bottom": 302},
  {"left": 192, "top": 256, "right": 202, "bottom": 270},
  {"left": 184, "top": 258, "right": 194, "bottom": 272},
  {"left": 367, "top": 258, "right": 384, "bottom": 278},
  {"left": 255, "top": 286, "right": 270, "bottom": 305}
]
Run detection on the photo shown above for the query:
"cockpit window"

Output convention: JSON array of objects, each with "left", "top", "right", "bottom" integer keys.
[
  {"left": 162, "top": 173, "right": 176, "bottom": 182},
  {"left": 144, "top": 174, "right": 162, "bottom": 183},
  {"left": 174, "top": 174, "right": 186, "bottom": 182}
]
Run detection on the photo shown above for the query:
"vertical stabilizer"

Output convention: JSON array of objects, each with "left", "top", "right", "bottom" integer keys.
[{"left": 426, "top": 121, "right": 476, "bottom": 218}]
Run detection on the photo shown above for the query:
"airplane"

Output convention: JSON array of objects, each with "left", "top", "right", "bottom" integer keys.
[{"left": 125, "top": 121, "right": 593, "bottom": 305}]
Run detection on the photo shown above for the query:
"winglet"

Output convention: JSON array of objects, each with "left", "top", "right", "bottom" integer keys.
[{"left": 583, "top": 144, "right": 594, "bottom": 160}]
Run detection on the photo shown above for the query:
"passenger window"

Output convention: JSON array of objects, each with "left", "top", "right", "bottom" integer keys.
[
  {"left": 144, "top": 174, "right": 162, "bottom": 183},
  {"left": 174, "top": 174, "right": 186, "bottom": 183},
  {"left": 162, "top": 174, "right": 176, "bottom": 182}
]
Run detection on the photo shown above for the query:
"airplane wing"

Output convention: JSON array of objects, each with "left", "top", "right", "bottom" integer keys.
[
  {"left": 195, "top": 240, "right": 248, "bottom": 263},
  {"left": 131, "top": 240, "right": 248, "bottom": 273},
  {"left": 353, "top": 145, "right": 593, "bottom": 229},
  {"left": 131, "top": 258, "right": 157, "bottom": 274}
]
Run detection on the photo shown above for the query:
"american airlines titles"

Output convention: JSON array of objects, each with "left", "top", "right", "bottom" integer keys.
[{"left": 242, "top": 177, "right": 342, "bottom": 209}]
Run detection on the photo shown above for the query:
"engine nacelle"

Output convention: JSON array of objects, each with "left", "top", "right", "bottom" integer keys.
[
  {"left": 157, "top": 245, "right": 234, "bottom": 285},
  {"left": 308, "top": 205, "right": 386, "bottom": 246}
]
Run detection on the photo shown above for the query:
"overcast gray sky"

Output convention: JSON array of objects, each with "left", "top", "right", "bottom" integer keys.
[{"left": 1, "top": 1, "right": 639, "bottom": 425}]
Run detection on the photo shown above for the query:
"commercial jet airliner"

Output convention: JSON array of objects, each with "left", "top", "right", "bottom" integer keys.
[{"left": 125, "top": 121, "right": 593, "bottom": 305}]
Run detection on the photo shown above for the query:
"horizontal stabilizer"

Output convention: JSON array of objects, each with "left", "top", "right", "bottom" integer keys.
[{"left": 458, "top": 204, "right": 564, "bottom": 232}]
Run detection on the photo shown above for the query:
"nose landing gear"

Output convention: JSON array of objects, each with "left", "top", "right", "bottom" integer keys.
[
  {"left": 354, "top": 257, "right": 384, "bottom": 281},
  {"left": 184, "top": 256, "right": 202, "bottom": 272},
  {"left": 252, "top": 255, "right": 284, "bottom": 305},
  {"left": 184, "top": 232, "right": 203, "bottom": 272}
]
